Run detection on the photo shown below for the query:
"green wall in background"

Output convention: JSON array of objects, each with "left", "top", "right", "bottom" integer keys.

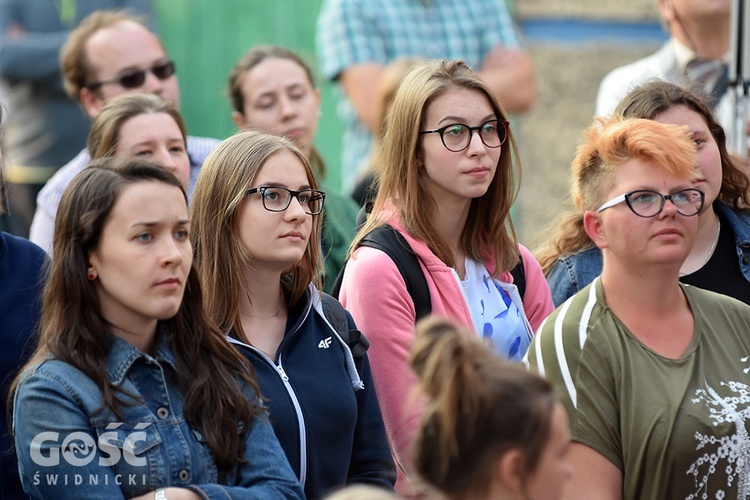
[{"left": 154, "top": 0, "right": 344, "bottom": 189}]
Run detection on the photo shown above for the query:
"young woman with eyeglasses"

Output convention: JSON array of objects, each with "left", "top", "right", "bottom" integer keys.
[
  {"left": 537, "top": 81, "right": 750, "bottom": 306},
  {"left": 189, "top": 131, "right": 396, "bottom": 499},
  {"left": 527, "top": 116, "right": 750, "bottom": 499},
  {"left": 336, "top": 59, "right": 554, "bottom": 495},
  {"left": 227, "top": 45, "right": 360, "bottom": 294}
]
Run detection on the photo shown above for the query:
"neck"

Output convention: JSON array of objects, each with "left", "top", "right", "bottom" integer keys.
[
  {"left": 600, "top": 258, "right": 685, "bottom": 317},
  {"left": 241, "top": 269, "right": 285, "bottom": 318},
  {"left": 675, "top": 18, "right": 729, "bottom": 59},
  {"left": 107, "top": 319, "right": 158, "bottom": 355},
  {"left": 432, "top": 197, "right": 471, "bottom": 252},
  {"left": 681, "top": 207, "right": 719, "bottom": 275}
]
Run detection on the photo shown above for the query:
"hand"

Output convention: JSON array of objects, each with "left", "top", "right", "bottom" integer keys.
[{"left": 129, "top": 487, "right": 202, "bottom": 500}]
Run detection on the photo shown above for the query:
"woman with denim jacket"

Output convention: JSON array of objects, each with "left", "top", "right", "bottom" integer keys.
[
  {"left": 189, "top": 131, "right": 395, "bottom": 499},
  {"left": 538, "top": 81, "right": 750, "bottom": 306},
  {"left": 10, "top": 158, "right": 303, "bottom": 499}
]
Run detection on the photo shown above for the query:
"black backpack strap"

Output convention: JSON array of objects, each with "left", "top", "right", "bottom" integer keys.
[
  {"left": 509, "top": 254, "right": 526, "bottom": 299},
  {"left": 360, "top": 225, "right": 431, "bottom": 321},
  {"left": 320, "top": 292, "right": 370, "bottom": 358}
]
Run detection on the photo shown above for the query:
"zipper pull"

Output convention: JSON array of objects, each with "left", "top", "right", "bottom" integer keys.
[{"left": 277, "top": 364, "right": 289, "bottom": 381}]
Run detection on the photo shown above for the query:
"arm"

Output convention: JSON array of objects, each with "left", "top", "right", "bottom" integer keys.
[
  {"left": 339, "top": 247, "right": 421, "bottom": 488},
  {"left": 516, "top": 245, "right": 554, "bottom": 331},
  {"left": 347, "top": 350, "right": 397, "bottom": 489},
  {"left": 479, "top": 46, "right": 536, "bottom": 114},
  {"left": 188, "top": 411, "right": 304, "bottom": 499},
  {"left": 564, "top": 444, "right": 622, "bottom": 500}
]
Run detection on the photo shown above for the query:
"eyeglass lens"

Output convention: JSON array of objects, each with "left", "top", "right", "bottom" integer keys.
[
  {"left": 626, "top": 189, "right": 703, "bottom": 217},
  {"left": 260, "top": 187, "right": 324, "bottom": 215},
  {"left": 118, "top": 61, "right": 176, "bottom": 89},
  {"left": 442, "top": 120, "right": 506, "bottom": 151}
]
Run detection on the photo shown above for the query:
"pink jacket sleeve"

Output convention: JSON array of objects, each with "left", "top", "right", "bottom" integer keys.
[{"left": 339, "top": 245, "right": 424, "bottom": 493}]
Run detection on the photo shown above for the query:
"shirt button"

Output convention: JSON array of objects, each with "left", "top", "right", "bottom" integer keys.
[
  {"left": 744, "top": 255, "right": 749, "bottom": 264},
  {"left": 178, "top": 469, "right": 190, "bottom": 482},
  {"left": 157, "top": 407, "right": 169, "bottom": 419}
]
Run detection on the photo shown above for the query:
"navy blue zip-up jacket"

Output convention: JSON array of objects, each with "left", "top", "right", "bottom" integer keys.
[{"left": 230, "top": 285, "right": 396, "bottom": 499}]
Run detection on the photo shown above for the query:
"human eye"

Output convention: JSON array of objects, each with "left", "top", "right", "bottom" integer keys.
[
  {"left": 296, "top": 191, "right": 311, "bottom": 204},
  {"left": 135, "top": 233, "right": 153, "bottom": 242},
  {"left": 170, "top": 144, "right": 186, "bottom": 154},
  {"left": 175, "top": 228, "right": 189, "bottom": 240},
  {"left": 134, "top": 149, "right": 153, "bottom": 157},
  {"left": 256, "top": 96, "right": 276, "bottom": 110},
  {"left": 262, "top": 188, "right": 281, "bottom": 201},
  {"left": 481, "top": 121, "right": 497, "bottom": 133},
  {"left": 629, "top": 191, "right": 659, "bottom": 205},
  {"left": 443, "top": 124, "right": 465, "bottom": 137},
  {"left": 691, "top": 135, "right": 706, "bottom": 148}
]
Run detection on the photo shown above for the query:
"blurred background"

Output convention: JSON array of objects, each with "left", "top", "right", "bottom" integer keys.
[{"left": 155, "top": 0, "right": 665, "bottom": 246}]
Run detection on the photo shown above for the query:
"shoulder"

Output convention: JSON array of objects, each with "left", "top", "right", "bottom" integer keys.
[
  {"left": 36, "top": 148, "right": 90, "bottom": 207},
  {"left": 18, "top": 359, "right": 98, "bottom": 401},
  {"left": 186, "top": 135, "right": 221, "bottom": 164},
  {"left": 0, "top": 231, "right": 47, "bottom": 268},
  {"left": 716, "top": 202, "right": 750, "bottom": 240},
  {"left": 684, "top": 283, "right": 750, "bottom": 321},
  {"left": 547, "top": 247, "right": 603, "bottom": 306}
]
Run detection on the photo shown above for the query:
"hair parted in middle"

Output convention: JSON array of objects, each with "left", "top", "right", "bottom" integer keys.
[
  {"left": 190, "top": 131, "right": 323, "bottom": 343},
  {"left": 87, "top": 92, "right": 187, "bottom": 159},
  {"left": 10, "top": 156, "right": 264, "bottom": 474},
  {"left": 352, "top": 59, "right": 522, "bottom": 275},
  {"left": 410, "top": 317, "right": 557, "bottom": 498}
]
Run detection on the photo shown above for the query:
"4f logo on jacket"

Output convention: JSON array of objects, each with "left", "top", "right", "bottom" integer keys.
[{"left": 318, "top": 337, "right": 332, "bottom": 349}]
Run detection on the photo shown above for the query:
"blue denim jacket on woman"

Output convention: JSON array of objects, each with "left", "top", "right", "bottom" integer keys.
[
  {"left": 13, "top": 330, "right": 304, "bottom": 499},
  {"left": 546, "top": 201, "right": 750, "bottom": 307}
]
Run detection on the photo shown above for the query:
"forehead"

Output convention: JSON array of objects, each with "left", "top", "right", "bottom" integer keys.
[
  {"left": 108, "top": 180, "right": 187, "bottom": 225},
  {"left": 242, "top": 57, "right": 311, "bottom": 94},
  {"left": 118, "top": 113, "right": 183, "bottom": 142},
  {"left": 610, "top": 156, "right": 694, "bottom": 193},
  {"left": 85, "top": 21, "right": 167, "bottom": 76},
  {"left": 252, "top": 149, "right": 310, "bottom": 186},
  {"left": 653, "top": 105, "right": 708, "bottom": 131},
  {"left": 424, "top": 87, "right": 495, "bottom": 123}
]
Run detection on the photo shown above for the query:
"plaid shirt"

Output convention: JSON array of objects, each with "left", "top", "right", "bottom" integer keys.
[
  {"left": 316, "top": 0, "right": 523, "bottom": 190},
  {"left": 29, "top": 135, "right": 220, "bottom": 255}
]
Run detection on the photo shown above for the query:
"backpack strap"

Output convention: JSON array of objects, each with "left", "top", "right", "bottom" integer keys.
[
  {"left": 359, "top": 225, "right": 431, "bottom": 321},
  {"left": 509, "top": 254, "right": 526, "bottom": 299},
  {"left": 320, "top": 292, "right": 370, "bottom": 358}
]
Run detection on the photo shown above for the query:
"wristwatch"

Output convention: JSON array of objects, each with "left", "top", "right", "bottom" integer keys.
[{"left": 154, "top": 489, "right": 167, "bottom": 500}]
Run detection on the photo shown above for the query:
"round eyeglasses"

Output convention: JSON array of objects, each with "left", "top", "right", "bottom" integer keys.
[
  {"left": 245, "top": 186, "right": 325, "bottom": 215},
  {"left": 420, "top": 119, "right": 509, "bottom": 152},
  {"left": 596, "top": 188, "right": 704, "bottom": 218}
]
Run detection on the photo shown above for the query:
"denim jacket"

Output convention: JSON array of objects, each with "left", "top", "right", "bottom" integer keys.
[
  {"left": 13, "top": 330, "right": 304, "bottom": 499},
  {"left": 546, "top": 201, "right": 750, "bottom": 307}
]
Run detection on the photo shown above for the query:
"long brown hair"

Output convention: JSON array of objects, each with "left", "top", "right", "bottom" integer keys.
[
  {"left": 410, "top": 317, "right": 557, "bottom": 498},
  {"left": 190, "top": 131, "right": 323, "bottom": 344},
  {"left": 10, "top": 157, "right": 264, "bottom": 474},
  {"left": 353, "top": 59, "right": 521, "bottom": 274},
  {"left": 535, "top": 80, "right": 745, "bottom": 274},
  {"left": 227, "top": 45, "right": 327, "bottom": 178}
]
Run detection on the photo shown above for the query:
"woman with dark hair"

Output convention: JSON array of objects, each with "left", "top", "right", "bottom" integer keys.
[
  {"left": 538, "top": 80, "right": 750, "bottom": 306},
  {"left": 11, "top": 158, "right": 303, "bottom": 499},
  {"left": 411, "top": 317, "right": 571, "bottom": 500}
]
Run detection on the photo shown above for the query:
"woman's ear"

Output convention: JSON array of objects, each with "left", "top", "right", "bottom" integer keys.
[
  {"left": 232, "top": 111, "right": 249, "bottom": 131},
  {"left": 496, "top": 449, "right": 526, "bottom": 496},
  {"left": 583, "top": 210, "right": 608, "bottom": 249}
]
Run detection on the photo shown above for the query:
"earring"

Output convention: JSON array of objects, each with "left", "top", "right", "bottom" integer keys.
[{"left": 88, "top": 273, "right": 95, "bottom": 280}]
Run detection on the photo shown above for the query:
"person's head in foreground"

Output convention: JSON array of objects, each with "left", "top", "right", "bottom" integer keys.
[{"left": 410, "top": 317, "right": 571, "bottom": 500}]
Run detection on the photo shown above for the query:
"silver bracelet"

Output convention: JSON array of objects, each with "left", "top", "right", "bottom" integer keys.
[{"left": 154, "top": 488, "right": 167, "bottom": 500}]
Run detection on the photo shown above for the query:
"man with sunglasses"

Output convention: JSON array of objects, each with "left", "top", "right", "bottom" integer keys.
[
  {"left": 0, "top": 1, "right": 154, "bottom": 239},
  {"left": 28, "top": 10, "right": 219, "bottom": 255}
]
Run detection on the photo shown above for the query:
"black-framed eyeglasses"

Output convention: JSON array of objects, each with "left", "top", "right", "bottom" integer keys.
[
  {"left": 596, "top": 188, "right": 704, "bottom": 218},
  {"left": 245, "top": 186, "right": 325, "bottom": 215},
  {"left": 86, "top": 61, "right": 176, "bottom": 91},
  {"left": 420, "top": 119, "right": 509, "bottom": 152}
]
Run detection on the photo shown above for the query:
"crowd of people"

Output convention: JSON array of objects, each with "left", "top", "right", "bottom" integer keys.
[{"left": 1, "top": 0, "right": 749, "bottom": 499}]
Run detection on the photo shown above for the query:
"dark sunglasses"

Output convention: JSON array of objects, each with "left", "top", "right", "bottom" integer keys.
[{"left": 86, "top": 61, "right": 176, "bottom": 91}]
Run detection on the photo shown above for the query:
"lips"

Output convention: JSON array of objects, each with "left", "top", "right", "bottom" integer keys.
[
  {"left": 155, "top": 277, "right": 181, "bottom": 288},
  {"left": 282, "top": 231, "right": 305, "bottom": 240}
]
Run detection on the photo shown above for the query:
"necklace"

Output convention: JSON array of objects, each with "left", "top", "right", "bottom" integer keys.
[
  {"left": 243, "top": 292, "right": 282, "bottom": 318},
  {"left": 681, "top": 217, "right": 720, "bottom": 276}
]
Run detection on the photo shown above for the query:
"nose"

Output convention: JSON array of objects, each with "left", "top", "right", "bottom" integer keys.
[
  {"left": 466, "top": 129, "right": 487, "bottom": 156},
  {"left": 154, "top": 147, "right": 178, "bottom": 172},
  {"left": 141, "top": 69, "right": 165, "bottom": 97},
  {"left": 279, "top": 95, "right": 296, "bottom": 119},
  {"left": 659, "top": 197, "right": 680, "bottom": 218},
  {"left": 284, "top": 194, "right": 308, "bottom": 220},
  {"left": 161, "top": 233, "right": 186, "bottom": 267}
]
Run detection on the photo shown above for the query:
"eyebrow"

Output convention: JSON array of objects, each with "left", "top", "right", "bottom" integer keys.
[
  {"left": 131, "top": 219, "right": 190, "bottom": 228},
  {"left": 437, "top": 113, "right": 497, "bottom": 126},
  {"left": 256, "top": 182, "right": 313, "bottom": 190}
]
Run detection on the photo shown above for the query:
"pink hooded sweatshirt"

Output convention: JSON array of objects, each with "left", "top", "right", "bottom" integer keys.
[{"left": 339, "top": 214, "right": 554, "bottom": 495}]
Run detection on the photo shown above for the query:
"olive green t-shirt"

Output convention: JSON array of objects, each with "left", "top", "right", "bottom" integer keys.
[{"left": 527, "top": 279, "right": 750, "bottom": 500}]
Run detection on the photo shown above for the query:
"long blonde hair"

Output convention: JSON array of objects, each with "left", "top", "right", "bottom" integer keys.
[
  {"left": 190, "top": 131, "right": 323, "bottom": 343},
  {"left": 352, "top": 59, "right": 521, "bottom": 274}
]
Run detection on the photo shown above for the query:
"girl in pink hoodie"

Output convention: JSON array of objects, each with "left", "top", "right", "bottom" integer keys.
[{"left": 338, "top": 59, "right": 554, "bottom": 495}]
